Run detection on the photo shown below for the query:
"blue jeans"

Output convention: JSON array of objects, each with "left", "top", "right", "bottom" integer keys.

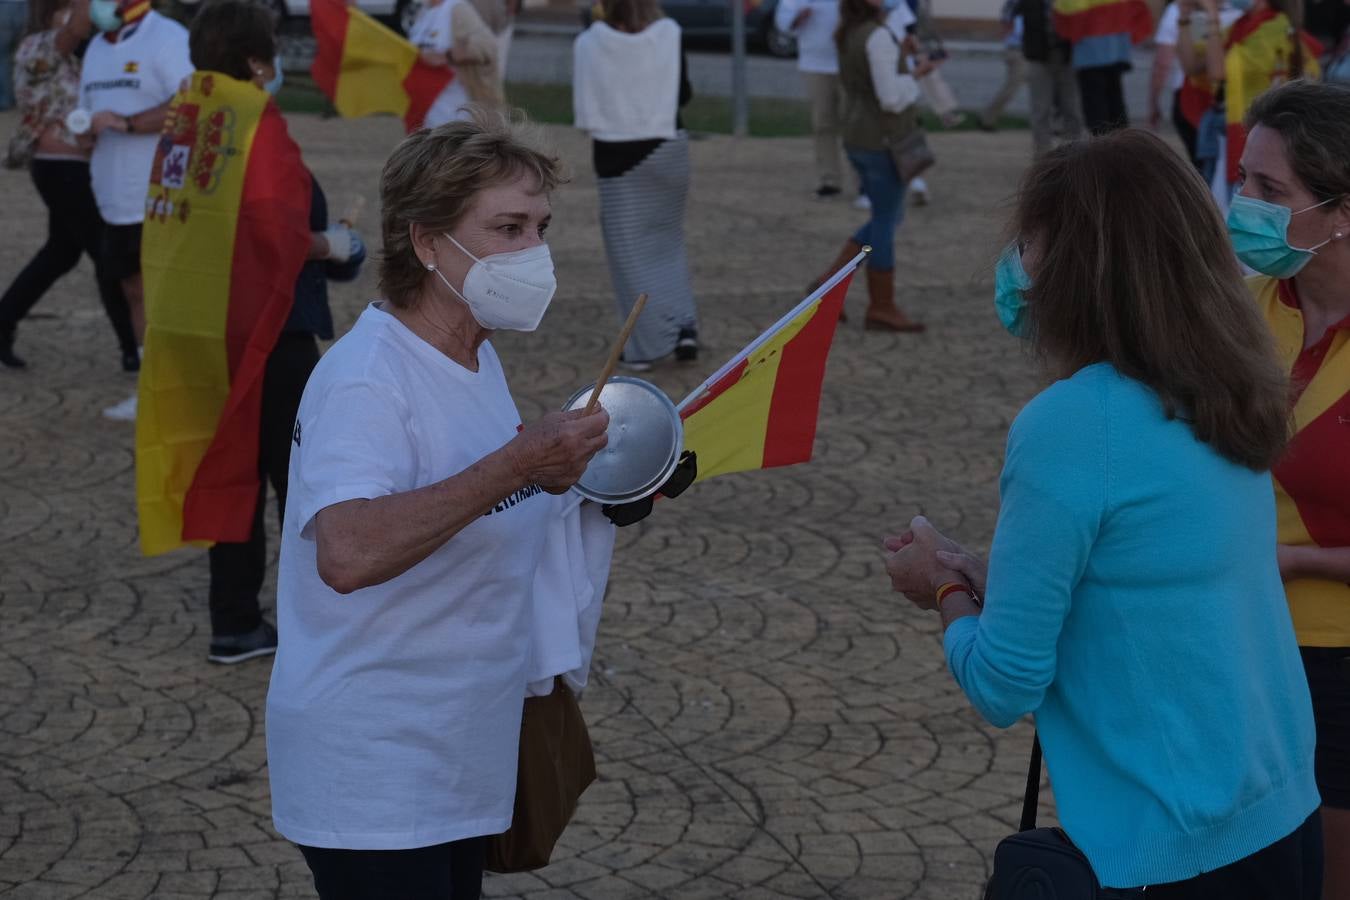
[
  {"left": 0, "top": 2, "right": 25, "bottom": 110},
  {"left": 846, "top": 147, "right": 906, "bottom": 272}
]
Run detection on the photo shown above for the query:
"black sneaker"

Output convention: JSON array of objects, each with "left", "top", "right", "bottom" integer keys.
[
  {"left": 814, "top": 185, "right": 842, "bottom": 199},
  {"left": 675, "top": 329, "right": 698, "bottom": 362},
  {"left": 121, "top": 349, "right": 140, "bottom": 373},
  {"left": 208, "top": 621, "right": 278, "bottom": 665},
  {"left": 0, "top": 328, "right": 24, "bottom": 369}
]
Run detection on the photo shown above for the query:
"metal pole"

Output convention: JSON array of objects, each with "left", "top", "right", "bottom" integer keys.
[{"left": 730, "top": 0, "right": 749, "bottom": 137}]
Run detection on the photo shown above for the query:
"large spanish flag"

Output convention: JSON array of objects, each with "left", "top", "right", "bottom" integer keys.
[
  {"left": 136, "top": 72, "right": 312, "bottom": 556},
  {"left": 676, "top": 252, "right": 862, "bottom": 483},
  {"left": 311, "top": 0, "right": 453, "bottom": 133},
  {"left": 1054, "top": 0, "right": 1152, "bottom": 44},
  {"left": 1222, "top": 11, "right": 1321, "bottom": 184}
]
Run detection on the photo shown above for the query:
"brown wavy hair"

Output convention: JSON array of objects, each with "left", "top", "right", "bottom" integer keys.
[{"left": 1013, "top": 129, "right": 1290, "bottom": 471}]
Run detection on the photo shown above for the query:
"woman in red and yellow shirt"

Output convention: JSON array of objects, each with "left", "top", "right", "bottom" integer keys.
[{"left": 1232, "top": 81, "right": 1350, "bottom": 900}]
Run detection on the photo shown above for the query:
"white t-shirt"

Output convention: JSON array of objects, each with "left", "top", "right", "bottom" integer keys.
[
  {"left": 774, "top": 0, "right": 841, "bottom": 75},
  {"left": 79, "top": 11, "right": 193, "bottom": 225},
  {"left": 408, "top": 0, "right": 473, "bottom": 127},
  {"left": 267, "top": 303, "right": 559, "bottom": 850},
  {"left": 1154, "top": 2, "right": 1243, "bottom": 93}
]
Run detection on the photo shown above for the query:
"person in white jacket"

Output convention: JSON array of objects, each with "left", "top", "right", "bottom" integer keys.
[{"left": 775, "top": 0, "right": 846, "bottom": 198}]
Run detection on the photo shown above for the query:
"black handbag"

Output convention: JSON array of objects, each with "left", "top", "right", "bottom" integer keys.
[{"left": 984, "top": 733, "right": 1138, "bottom": 900}]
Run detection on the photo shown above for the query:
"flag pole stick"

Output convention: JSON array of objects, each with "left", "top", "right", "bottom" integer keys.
[
  {"left": 584, "top": 293, "right": 648, "bottom": 414},
  {"left": 675, "top": 247, "right": 869, "bottom": 414}
]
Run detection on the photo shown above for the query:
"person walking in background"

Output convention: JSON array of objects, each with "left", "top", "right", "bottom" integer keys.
[
  {"left": 1232, "top": 81, "right": 1350, "bottom": 900},
  {"left": 980, "top": 0, "right": 1026, "bottom": 130},
  {"left": 775, "top": 0, "right": 846, "bottom": 199},
  {"left": 78, "top": 0, "right": 194, "bottom": 419},
  {"left": 466, "top": 0, "right": 513, "bottom": 97},
  {"left": 0, "top": 0, "right": 25, "bottom": 110},
  {"left": 885, "top": 130, "right": 1321, "bottom": 898},
  {"left": 573, "top": 0, "right": 699, "bottom": 369},
  {"left": 1017, "top": 0, "right": 1084, "bottom": 153},
  {"left": 409, "top": 0, "right": 502, "bottom": 126},
  {"left": 809, "top": 0, "right": 929, "bottom": 332},
  {"left": 0, "top": 0, "right": 138, "bottom": 371},
  {"left": 1053, "top": 0, "right": 1152, "bottom": 132},
  {"left": 1176, "top": 0, "right": 1320, "bottom": 212},
  {"left": 182, "top": 0, "right": 367, "bottom": 665},
  {"left": 1149, "top": 0, "right": 1241, "bottom": 167}
]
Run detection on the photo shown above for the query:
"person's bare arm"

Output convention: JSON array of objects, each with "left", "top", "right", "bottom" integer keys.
[
  {"left": 90, "top": 99, "right": 174, "bottom": 136},
  {"left": 314, "top": 408, "right": 608, "bottom": 594},
  {"left": 1278, "top": 545, "right": 1350, "bottom": 583}
]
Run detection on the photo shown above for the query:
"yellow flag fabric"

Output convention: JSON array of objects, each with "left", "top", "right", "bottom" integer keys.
[
  {"left": 680, "top": 271, "right": 854, "bottom": 483},
  {"left": 136, "top": 72, "right": 311, "bottom": 556},
  {"left": 1222, "top": 11, "right": 1320, "bottom": 182}
]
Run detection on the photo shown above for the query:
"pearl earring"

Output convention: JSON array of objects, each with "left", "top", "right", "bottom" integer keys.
[{"left": 426, "top": 262, "right": 436, "bottom": 271}]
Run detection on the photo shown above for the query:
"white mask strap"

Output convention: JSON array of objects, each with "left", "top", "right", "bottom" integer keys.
[{"left": 443, "top": 232, "right": 482, "bottom": 265}]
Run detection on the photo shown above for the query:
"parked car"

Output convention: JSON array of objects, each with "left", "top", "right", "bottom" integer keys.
[{"left": 583, "top": 0, "right": 797, "bottom": 57}]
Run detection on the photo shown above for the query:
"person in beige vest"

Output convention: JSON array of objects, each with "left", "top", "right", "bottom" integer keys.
[{"left": 807, "top": 0, "right": 932, "bottom": 331}]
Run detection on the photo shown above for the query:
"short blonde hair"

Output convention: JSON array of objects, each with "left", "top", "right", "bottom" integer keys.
[{"left": 378, "top": 107, "right": 565, "bottom": 307}]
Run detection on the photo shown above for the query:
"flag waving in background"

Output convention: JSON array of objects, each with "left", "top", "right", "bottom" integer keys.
[
  {"left": 676, "top": 250, "right": 864, "bottom": 483},
  {"left": 1222, "top": 11, "right": 1321, "bottom": 184},
  {"left": 136, "top": 72, "right": 312, "bottom": 556},
  {"left": 310, "top": 0, "right": 453, "bottom": 132},
  {"left": 1053, "top": 0, "right": 1152, "bottom": 44}
]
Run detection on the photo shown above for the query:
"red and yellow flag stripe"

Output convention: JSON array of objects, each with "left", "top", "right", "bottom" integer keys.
[
  {"left": 136, "top": 71, "right": 312, "bottom": 556},
  {"left": 679, "top": 269, "right": 855, "bottom": 483},
  {"left": 1053, "top": 0, "right": 1153, "bottom": 44},
  {"left": 310, "top": 0, "right": 453, "bottom": 133},
  {"left": 1222, "top": 11, "right": 1321, "bottom": 184}
]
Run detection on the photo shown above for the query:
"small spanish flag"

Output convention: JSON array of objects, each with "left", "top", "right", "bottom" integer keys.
[
  {"left": 677, "top": 252, "right": 861, "bottom": 483},
  {"left": 1053, "top": 0, "right": 1152, "bottom": 44},
  {"left": 1222, "top": 11, "right": 1321, "bottom": 184},
  {"left": 310, "top": 0, "right": 453, "bottom": 133},
  {"left": 136, "top": 72, "right": 312, "bottom": 556}
]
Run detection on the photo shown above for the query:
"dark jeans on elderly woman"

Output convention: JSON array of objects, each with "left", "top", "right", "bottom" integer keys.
[
  {"left": 845, "top": 147, "right": 907, "bottom": 271},
  {"left": 299, "top": 837, "right": 487, "bottom": 900},
  {"left": 207, "top": 332, "right": 320, "bottom": 637},
  {"left": 0, "top": 158, "right": 137, "bottom": 356}
]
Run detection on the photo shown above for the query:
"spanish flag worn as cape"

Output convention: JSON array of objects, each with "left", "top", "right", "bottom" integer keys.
[
  {"left": 1222, "top": 10, "right": 1321, "bottom": 184},
  {"left": 136, "top": 72, "right": 312, "bottom": 556},
  {"left": 1053, "top": 0, "right": 1152, "bottom": 44},
  {"left": 310, "top": 0, "right": 453, "bottom": 133},
  {"left": 677, "top": 256, "right": 859, "bottom": 483}
]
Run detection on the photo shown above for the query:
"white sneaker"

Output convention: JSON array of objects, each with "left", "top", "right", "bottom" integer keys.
[
  {"left": 103, "top": 394, "right": 138, "bottom": 421},
  {"left": 909, "top": 178, "right": 930, "bottom": 207},
  {"left": 852, "top": 194, "right": 871, "bottom": 211}
]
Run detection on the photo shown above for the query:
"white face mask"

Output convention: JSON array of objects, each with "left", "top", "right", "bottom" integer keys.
[{"left": 430, "top": 233, "right": 557, "bottom": 332}]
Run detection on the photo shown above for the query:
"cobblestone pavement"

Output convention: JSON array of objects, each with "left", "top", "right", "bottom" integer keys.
[{"left": 0, "top": 114, "right": 1057, "bottom": 899}]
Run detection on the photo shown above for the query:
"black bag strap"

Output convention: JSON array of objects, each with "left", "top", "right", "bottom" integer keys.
[{"left": 1019, "top": 731, "right": 1042, "bottom": 832}]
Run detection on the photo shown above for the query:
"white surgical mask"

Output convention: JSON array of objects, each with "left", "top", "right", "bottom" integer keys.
[{"left": 430, "top": 233, "right": 557, "bottom": 332}]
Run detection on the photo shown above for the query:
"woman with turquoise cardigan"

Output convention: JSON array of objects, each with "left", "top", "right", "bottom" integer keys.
[{"left": 883, "top": 129, "right": 1321, "bottom": 897}]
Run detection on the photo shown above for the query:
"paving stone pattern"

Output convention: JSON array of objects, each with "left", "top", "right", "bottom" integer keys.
[{"left": 0, "top": 113, "right": 1059, "bottom": 899}]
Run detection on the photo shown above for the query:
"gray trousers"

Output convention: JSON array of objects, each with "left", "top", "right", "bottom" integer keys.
[
  {"left": 1026, "top": 52, "right": 1085, "bottom": 154},
  {"left": 804, "top": 71, "right": 844, "bottom": 189}
]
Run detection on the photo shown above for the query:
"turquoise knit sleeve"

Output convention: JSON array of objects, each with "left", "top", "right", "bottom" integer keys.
[{"left": 944, "top": 368, "right": 1109, "bottom": 728}]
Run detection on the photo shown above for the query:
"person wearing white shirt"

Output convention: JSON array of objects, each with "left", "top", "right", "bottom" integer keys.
[
  {"left": 79, "top": 0, "right": 193, "bottom": 420},
  {"left": 408, "top": 0, "right": 502, "bottom": 126},
  {"left": 1148, "top": 0, "right": 1241, "bottom": 167},
  {"left": 266, "top": 114, "right": 616, "bottom": 900},
  {"left": 774, "top": 0, "right": 845, "bottom": 197},
  {"left": 808, "top": 0, "right": 930, "bottom": 332}
]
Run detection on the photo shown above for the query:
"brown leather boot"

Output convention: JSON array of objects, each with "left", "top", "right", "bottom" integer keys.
[
  {"left": 808, "top": 239, "right": 864, "bottom": 322},
  {"left": 863, "top": 268, "right": 925, "bottom": 333}
]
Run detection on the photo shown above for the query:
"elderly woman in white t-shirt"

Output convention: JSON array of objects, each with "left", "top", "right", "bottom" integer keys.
[{"left": 266, "top": 111, "right": 611, "bottom": 900}]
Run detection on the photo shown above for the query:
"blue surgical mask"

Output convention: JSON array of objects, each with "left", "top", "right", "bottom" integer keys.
[
  {"left": 994, "top": 242, "right": 1031, "bottom": 337},
  {"left": 263, "top": 54, "right": 284, "bottom": 95},
  {"left": 89, "top": 0, "right": 122, "bottom": 32},
  {"left": 1226, "top": 194, "right": 1339, "bottom": 279}
]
